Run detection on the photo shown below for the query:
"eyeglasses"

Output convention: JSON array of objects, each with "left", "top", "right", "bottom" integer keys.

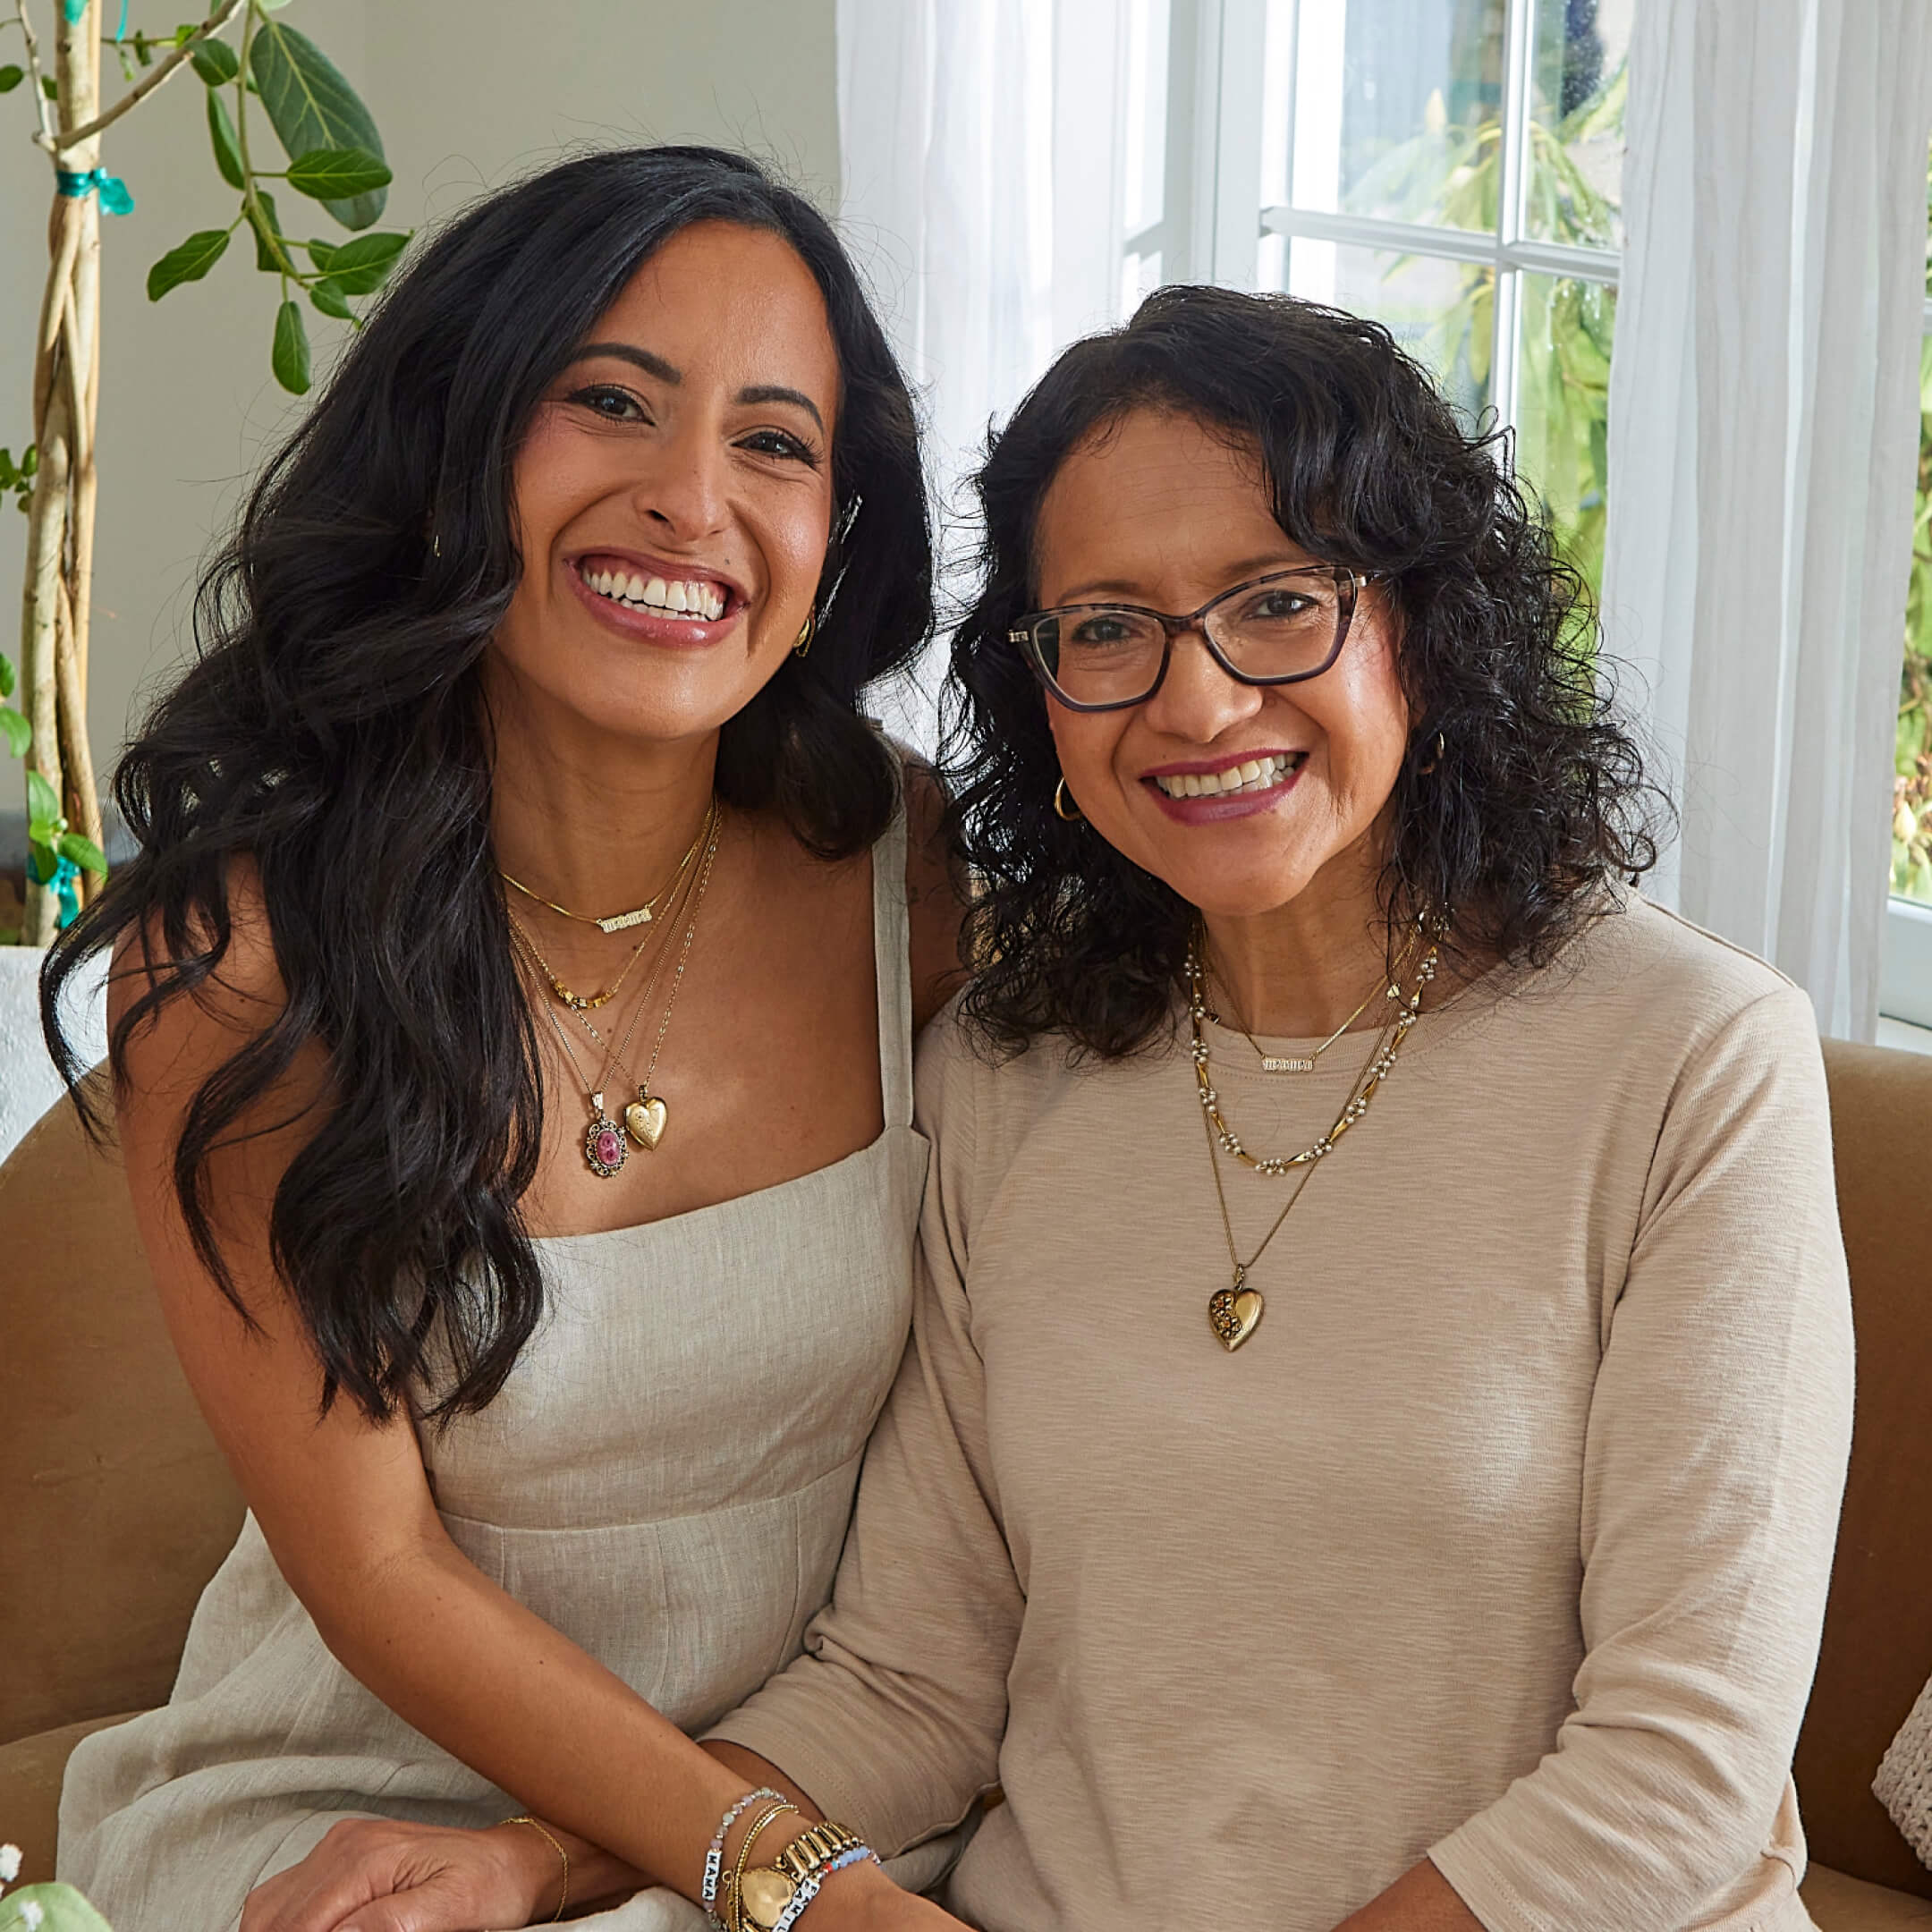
[{"left": 1007, "top": 565, "right": 1372, "bottom": 713}]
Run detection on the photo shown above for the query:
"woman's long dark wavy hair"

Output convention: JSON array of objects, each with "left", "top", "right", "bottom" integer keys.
[
  {"left": 41, "top": 147, "right": 933, "bottom": 1420},
  {"left": 945, "top": 284, "right": 1665, "bottom": 1060}
]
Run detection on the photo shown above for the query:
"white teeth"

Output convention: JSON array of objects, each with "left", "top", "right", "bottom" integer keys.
[
  {"left": 1155, "top": 752, "right": 1298, "bottom": 801},
  {"left": 580, "top": 564, "right": 729, "bottom": 621}
]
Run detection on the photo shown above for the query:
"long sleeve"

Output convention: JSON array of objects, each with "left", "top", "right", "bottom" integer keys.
[
  {"left": 1429, "top": 984, "right": 1855, "bottom": 1932},
  {"left": 708, "top": 1036, "right": 1021, "bottom": 1855}
]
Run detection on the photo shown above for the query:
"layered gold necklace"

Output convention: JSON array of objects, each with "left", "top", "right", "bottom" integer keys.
[
  {"left": 506, "top": 800, "right": 716, "bottom": 1011},
  {"left": 508, "top": 805, "right": 722, "bottom": 1176},
  {"left": 499, "top": 802, "right": 713, "bottom": 936},
  {"left": 1188, "top": 921, "right": 1438, "bottom": 1351}
]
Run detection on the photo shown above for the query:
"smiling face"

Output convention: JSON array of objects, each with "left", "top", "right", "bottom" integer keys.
[
  {"left": 1037, "top": 407, "right": 1411, "bottom": 921},
  {"left": 488, "top": 219, "right": 839, "bottom": 748}
]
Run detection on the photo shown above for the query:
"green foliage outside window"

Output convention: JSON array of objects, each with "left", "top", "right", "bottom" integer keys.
[
  {"left": 1347, "top": 68, "right": 1623, "bottom": 590},
  {"left": 1894, "top": 165, "right": 1932, "bottom": 902}
]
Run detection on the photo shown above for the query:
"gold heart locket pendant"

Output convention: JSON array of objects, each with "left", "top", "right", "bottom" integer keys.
[
  {"left": 1208, "top": 1284, "right": 1265, "bottom": 1352},
  {"left": 625, "top": 1090, "right": 668, "bottom": 1150}
]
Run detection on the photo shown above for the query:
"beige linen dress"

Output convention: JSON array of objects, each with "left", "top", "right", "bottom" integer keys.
[{"left": 58, "top": 807, "right": 929, "bottom": 1932}]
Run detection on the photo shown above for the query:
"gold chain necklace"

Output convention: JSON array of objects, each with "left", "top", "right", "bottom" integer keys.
[
  {"left": 1189, "top": 926, "right": 1437, "bottom": 1350},
  {"left": 1205, "top": 925, "right": 1420, "bottom": 1073},
  {"left": 509, "top": 802, "right": 716, "bottom": 1012},
  {"left": 499, "top": 801, "right": 713, "bottom": 935},
  {"left": 513, "top": 815, "right": 721, "bottom": 1176}
]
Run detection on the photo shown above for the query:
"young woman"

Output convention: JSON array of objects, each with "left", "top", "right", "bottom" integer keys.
[
  {"left": 250, "top": 290, "right": 1852, "bottom": 1932},
  {"left": 44, "top": 147, "right": 962, "bottom": 1930}
]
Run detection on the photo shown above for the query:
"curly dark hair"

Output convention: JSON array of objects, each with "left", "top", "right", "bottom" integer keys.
[
  {"left": 41, "top": 147, "right": 933, "bottom": 1421},
  {"left": 944, "top": 284, "right": 1666, "bottom": 1059}
]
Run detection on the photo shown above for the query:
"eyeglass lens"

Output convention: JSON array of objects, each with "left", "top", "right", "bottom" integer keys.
[{"left": 1032, "top": 572, "right": 1350, "bottom": 708}]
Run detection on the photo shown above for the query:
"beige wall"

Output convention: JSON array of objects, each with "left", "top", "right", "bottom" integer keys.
[{"left": 0, "top": 0, "right": 838, "bottom": 776}]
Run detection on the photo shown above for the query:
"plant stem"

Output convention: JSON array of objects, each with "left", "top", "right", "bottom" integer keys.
[
  {"left": 38, "top": 0, "right": 243, "bottom": 153},
  {"left": 12, "top": 0, "right": 55, "bottom": 146},
  {"left": 233, "top": 3, "right": 300, "bottom": 280}
]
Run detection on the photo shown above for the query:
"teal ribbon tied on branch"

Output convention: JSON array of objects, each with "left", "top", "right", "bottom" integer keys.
[
  {"left": 62, "top": 0, "right": 85, "bottom": 19},
  {"left": 51, "top": 853, "right": 80, "bottom": 928},
  {"left": 56, "top": 166, "right": 134, "bottom": 215}
]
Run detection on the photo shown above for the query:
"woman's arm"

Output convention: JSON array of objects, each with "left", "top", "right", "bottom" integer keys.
[
  {"left": 113, "top": 887, "right": 758, "bottom": 1928},
  {"left": 1414, "top": 986, "right": 1854, "bottom": 1932},
  {"left": 706, "top": 1023, "right": 1020, "bottom": 1854}
]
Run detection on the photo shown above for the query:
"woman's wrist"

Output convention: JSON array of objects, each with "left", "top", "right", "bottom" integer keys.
[{"left": 489, "top": 1814, "right": 646, "bottom": 1920}]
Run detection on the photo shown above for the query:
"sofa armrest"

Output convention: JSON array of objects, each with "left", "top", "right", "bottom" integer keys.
[
  {"left": 0, "top": 1712, "right": 143, "bottom": 1886},
  {"left": 1804, "top": 1864, "right": 1932, "bottom": 1930}
]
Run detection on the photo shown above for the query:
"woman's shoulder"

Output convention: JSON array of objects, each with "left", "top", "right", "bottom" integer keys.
[{"left": 1530, "top": 888, "right": 1817, "bottom": 1047}]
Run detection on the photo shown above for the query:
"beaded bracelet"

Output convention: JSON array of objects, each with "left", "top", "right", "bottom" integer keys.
[
  {"left": 704, "top": 1787, "right": 785, "bottom": 1928},
  {"left": 767, "top": 1844, "right": 878, "bottom": 1932}
]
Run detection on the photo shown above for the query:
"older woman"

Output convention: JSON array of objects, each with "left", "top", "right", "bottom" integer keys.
[{"left": 268, "top": 287, "right": 1852, "bottom": 1932}]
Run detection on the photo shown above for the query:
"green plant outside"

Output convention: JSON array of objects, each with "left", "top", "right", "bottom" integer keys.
[
  {"left": 1347, "top": 66, "right": 1623, "bottom": 590},
  {"left": 1894, "top": 171, "right": 1932, "bottom": 902}
]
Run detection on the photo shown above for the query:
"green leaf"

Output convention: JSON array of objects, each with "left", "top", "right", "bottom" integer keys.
[
  {"left": 272, "top": 298, "right": 310, "bottom": 394},
  {"left": 21, "top": 444, "right": 37, "bottom": 477},
  {"left": 189, "top": 36, "right": 239, "bottom": 84},
  {"left": 0, "top": 63, "right": 25, "bottom": 92},
  {"left": 0, "top": 708, "right": 30, "bottom": 758},
  {"left": 28, "top": 837, "right": 57, "bottom": 885},
  {"left": 58, "top": 829, "right": 108, "bottom": 876},
  {"left": 305, "top": 237, "right": 337, "bottom": 270},
  {"left": 248, "top": 20, "right": 387, "bottom": 229},
  {"left": 27, "top": 767, "right": 62, "bottom": 831},
  {"left": 0, "top": 1881, "right": 116, "bottom": 1932},
  {"left": 308, "top": 275, "right": 353, "bottom": 320},
  {"left": 248, "top": 189, "right": 289, "bottom": 272},
  {"left": 207, "top": 88, "right": 244, "bottom": 189},
  {"left": 285, "top": 146, "right": 391, "bottom": 201},
  {"left": 318, "top": 229, "right": 407, "bottom": 294},
  {"left": 42, "top": 73, "right": 58, "bottom": 100},
  {"left": 147, "top": 227, "right": 231, "bottom": 301},
  {"left": 0, "top": 650, "right": 13, "bottom": 696}
]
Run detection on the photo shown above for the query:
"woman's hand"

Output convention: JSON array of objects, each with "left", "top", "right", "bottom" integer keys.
[{"left": 241, "top": 1817, "right": 561, "bottom": 1932}]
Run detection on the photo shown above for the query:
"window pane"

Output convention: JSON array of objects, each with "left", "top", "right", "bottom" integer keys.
[
  {"left": 1897, "top": 336, "right": 1932, "bottom": 904},
  {"left": 1286, "top": 0, "right": 1507, "bottom": 233},
  {"left": 1513, "top": 272, "right": 1615, "bottom": 591},
  {"left": 1275, "top": 239, "right": 1495, "bottom": 428},
  {"left": 1528, "top": 0, "right": 1631, "bottom": 248},
  {"left": 1122, "top": 0, "right": 1171, "bottom": 241}
]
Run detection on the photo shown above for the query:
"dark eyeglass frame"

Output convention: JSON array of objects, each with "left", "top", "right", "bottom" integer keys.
[{"left": 1006, "top": 564, "right": 1377, "bottom": 714}]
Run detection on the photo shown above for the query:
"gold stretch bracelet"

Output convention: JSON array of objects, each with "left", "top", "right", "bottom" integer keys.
[{"left": 501, "top": 1813, "right": 570, "bottom": 1924}]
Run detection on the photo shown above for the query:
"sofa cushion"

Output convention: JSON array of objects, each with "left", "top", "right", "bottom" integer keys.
[{"left": 1803, "top": 1864, "right": 1932, "bottom": 1930}]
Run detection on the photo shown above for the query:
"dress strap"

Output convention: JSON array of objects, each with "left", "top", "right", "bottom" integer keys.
[{"left": 870, "top": 757, "right": 916, "bottom": 1131}]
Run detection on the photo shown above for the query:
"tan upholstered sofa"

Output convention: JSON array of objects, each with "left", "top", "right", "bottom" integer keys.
[{"left": 3, "top": 1043, "right": 1930, "bottom": 1925}]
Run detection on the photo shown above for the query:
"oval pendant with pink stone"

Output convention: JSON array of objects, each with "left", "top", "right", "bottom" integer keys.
[{"left": 584, "top": 1094, "right": 627, "bottom": 1178}]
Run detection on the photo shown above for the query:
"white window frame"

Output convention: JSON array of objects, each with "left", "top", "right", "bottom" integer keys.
[{"left": 1131, "top": 0, "right": 1620, "bottom": 459}]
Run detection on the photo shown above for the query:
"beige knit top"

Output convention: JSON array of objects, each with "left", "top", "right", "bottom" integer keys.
[{"left": 711, "top": 895, "right": 1853, "bottom": 1932}]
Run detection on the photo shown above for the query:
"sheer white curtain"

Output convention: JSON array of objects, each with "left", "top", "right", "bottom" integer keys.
[
  {"left": 1601, "top": 0, "right": 1932, "bottom": 1039},
  {"left": 836, "top": 0, "right": 1125, "bottom": 751}
]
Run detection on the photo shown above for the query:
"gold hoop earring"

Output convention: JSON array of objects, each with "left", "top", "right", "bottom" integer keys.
[
  {"left": 793, "top": 611, "right": 816, "bottom": 657},
  {"left": 1053, "top": 777, "right": 1083, "bottom": 823},
  {"left": 1418, "top": 730, "right": 1445, "bottom": 775}
]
